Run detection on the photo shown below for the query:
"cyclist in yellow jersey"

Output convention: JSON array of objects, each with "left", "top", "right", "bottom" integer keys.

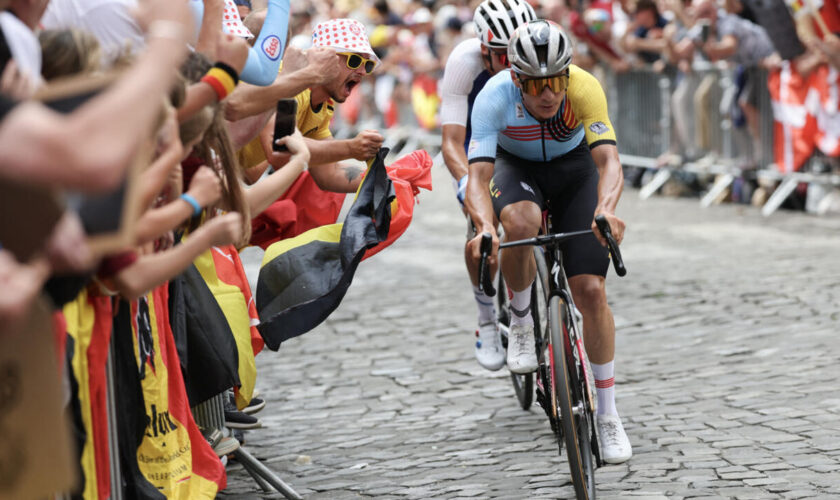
[{"left": 465, "top": 20, "right": 631, "bottom": 464}]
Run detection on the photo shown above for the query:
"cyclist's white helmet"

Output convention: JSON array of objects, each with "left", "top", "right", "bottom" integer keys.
[
  {"left": 474, "top": 0, "right": 537, "bottom": 50},
  {"left": 508, "top": 20, "right": 574, "bottom": 76}
]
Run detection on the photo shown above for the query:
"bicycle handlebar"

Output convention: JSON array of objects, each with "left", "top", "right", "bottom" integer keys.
[
  {"left": 478, "top": 233, "right": 496, "bottom": 297},
  {"left": 594, "top": 215, "right": 626, "bottom": 277},
  {"left": 477, "top": 217, "right": 627, "bottom": 283}
]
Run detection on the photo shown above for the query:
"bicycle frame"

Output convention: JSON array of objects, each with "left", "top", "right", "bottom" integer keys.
[{"left": 539, "top": 238, "right": 598, "bottom": 420}]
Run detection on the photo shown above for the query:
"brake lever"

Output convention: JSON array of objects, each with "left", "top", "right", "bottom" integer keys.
[
  {"left": 478, "top": 232, "right": 497, "bottom": 296},
  {"left": 594, "top": 215, "right": 627, "bottom": 277}
]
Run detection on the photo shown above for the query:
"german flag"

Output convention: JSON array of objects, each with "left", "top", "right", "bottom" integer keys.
[
  {"left": 256, "top": 148, "right": 432, "bottom": 350},
  {"left": 63, "top": 289, "right": 114, "bottom": 500},
  {"left": 118, "top": 285, "right": 225, "bottom": 498}
]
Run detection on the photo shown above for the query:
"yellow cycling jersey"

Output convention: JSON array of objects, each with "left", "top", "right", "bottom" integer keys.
[
  {"left": 565, "top": 64, "right": 617, "bottom": 148},
  {"left": 238, "top": 88, "right": 336, "bottom": 170}
]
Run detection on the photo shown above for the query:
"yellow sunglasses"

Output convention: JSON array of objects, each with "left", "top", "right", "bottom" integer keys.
[
  {"left": 338, "top": 52, "right": 376, "bottom": 74},
  {"left": 518, "top": 73, "right": 570, "bottom": 96}
]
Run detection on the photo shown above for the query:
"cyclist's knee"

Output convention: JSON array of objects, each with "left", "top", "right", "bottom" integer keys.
[
  {"left": 500, "top": 202, "right": 540, "bottom": 239},
  {"left": 570, "top": 276, "right": 606, "bottom": 312}
]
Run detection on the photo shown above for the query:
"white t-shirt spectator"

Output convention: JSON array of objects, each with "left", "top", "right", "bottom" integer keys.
[
  {"left": 0, "top": 12, "right": 41, "bottom": 84},
  {"left": 41, "top": 0, "right": 145, "bottom": 66}
]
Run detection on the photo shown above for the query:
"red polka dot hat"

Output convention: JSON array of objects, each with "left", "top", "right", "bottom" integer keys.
[{"left": 311, "top": 19, "right": 380, "bottom": 65}]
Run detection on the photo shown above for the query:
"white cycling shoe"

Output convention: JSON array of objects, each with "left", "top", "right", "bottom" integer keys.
[
  {"left": 597, "top": 414, "right": 633, "bottom": 464},
  {"left": 475, "top": 321, "right": 505, "bottom": 371},
  {"left": 507, "top": 323, "right": 538, "bottom": 374}
]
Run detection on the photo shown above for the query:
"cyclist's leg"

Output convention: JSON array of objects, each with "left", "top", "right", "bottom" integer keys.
[
  {"left": 462, "top": 209, "right": 505, "bottom": 370},
  {"left": 491, "top": 151, "right": 543, "bottom": 373},
  {"left": 546, "top": 145, "right": 631, "bottom": 464}
]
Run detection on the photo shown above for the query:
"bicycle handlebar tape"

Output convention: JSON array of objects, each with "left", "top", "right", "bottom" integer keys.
[
  {"left": 594, "top": 215, "right": 627, "bottom": 277},
  {"left": 479, "top": 232, "right": 497, "bottom": 296}
]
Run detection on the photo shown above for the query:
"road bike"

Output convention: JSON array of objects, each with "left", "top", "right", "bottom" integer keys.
[{"left": 478, "top": 214, "right": 626, "bottom": 500}]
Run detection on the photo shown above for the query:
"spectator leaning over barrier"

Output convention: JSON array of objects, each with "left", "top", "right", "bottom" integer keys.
[
  {"left": 569, "top": 4, "right": 631, "bottom": 74},
  {"left": 622, "top": 0, "right": 671, "bottom": 70},
  {"left": 691, "top": 0, "right": 775, "bottom": 165},
  {"left": 239, "top": 18, "right": 383, "bottom": 193},
  {"left": 439, "top": 0, "right": 536, "bottom": 372}
]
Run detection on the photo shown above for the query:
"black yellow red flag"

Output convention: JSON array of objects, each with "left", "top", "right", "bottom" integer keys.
[{"left": 256, "top": 148, "right": 394, "bottom": 350}]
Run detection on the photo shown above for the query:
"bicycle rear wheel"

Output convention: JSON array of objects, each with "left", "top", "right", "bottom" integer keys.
[
  {"left": 497, "top": 271, "right": 533, "bottom": 410},
  {"left": 549, "top": 296, "right": 596, "bottom": 500}
]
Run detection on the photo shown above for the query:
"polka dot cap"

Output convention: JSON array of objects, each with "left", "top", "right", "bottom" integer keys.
[
  {"left": 221, "top": 0, "right": 254, "bottom": 39},
  {"left": 311, "top": 19, "right": 380, "bottom": 64}
]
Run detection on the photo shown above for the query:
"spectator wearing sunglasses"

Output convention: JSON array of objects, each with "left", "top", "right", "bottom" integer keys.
[
  {"left": 464, "top": 20, "right": 631, "bottom": 466},
  {"left": 439, "top": 0, "right": 536, "bottom": 374},
  {"left": 237, "top": 18, "right": 384, "bottom": 193}
]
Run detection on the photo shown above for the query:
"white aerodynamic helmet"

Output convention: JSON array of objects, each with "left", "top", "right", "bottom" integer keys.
[
  {"left": 508, "top": 20, "right": 574, "bottom": 77},
  {"left": 473, "top": 0, "right": 537, "bottom": 50}
]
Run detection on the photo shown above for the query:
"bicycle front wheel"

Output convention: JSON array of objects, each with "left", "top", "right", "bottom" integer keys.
[{"left": 549, "top": 296, "right": 596, "bottom": 500}]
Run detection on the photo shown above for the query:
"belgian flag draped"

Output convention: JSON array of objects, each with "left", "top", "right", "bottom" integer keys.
[
  {"left": 256, "top": 148, "right": 432, "bottom": 350},
  {"left": 256, "top": 148, "right": 393, "bottom": 350},
  {"left": 193, "top": 245, "right": 262, "bottom": 409}
]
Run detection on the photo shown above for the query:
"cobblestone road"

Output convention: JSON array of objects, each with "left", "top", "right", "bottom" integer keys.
[{"left": 224, "top": 162, "right": 840, "bottom": 499}]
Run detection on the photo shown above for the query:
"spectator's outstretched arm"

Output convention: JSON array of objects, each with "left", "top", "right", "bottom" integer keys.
[
  {"left": 308, "top": 162, "right": 365, "bottom": 193},
  {"left": 304, "top": 130, "right": 384, "bottom": 165},
  {"left": 187, "top": 0, "right": 289, "bottom": 86},
  {"left": 194, "top": 0, "right": 223, "bottom": 57},
  {"left": 245, "top": 128, "right": 310, "bottom": 215},
  {"left": 225, "top": 47, "right": 340, "bottom": 121},
  {"left": 0, "top": 0, "right": 192, "bottom": 192},
  {"left": 113, "top": 212, "right": 243, "bottom": 300},
  {"left": 701, "top": 35, "right": 737, "bottom": 62},
  {"left": 240, "top": 0, "right": 289, "bottom": 85},
  {"left": 134, "top": 166, "right": 222, "bottom": 244}
]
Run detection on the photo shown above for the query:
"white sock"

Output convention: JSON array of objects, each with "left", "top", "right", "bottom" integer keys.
[
  {"left": 472, "top": 285, "right": 496, "bottom": 325},
  {"left": 510, "top": 283, "right": 533, "bottom": 327},
  {"left": 591, "top": 360, "right": 617, "bottom": 416}
]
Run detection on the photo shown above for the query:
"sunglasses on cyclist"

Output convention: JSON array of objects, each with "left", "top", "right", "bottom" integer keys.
[
  {"left": 490, "top": 48, "right": 509, "bottom": 67},
  {"left": 517, "top": 73, "right": 570, "bottom": 96},
  {"left": 338, "top": 52, "right": 376, "bottom": 74}
]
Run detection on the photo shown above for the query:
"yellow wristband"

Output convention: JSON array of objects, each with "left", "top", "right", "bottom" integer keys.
[{"left": 205, "top": 67, "right": 236, "bottom": 96}]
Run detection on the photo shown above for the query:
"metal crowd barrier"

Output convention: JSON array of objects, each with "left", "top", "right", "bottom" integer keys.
[
  {"left": 603, "top": 63, "right": 840, "bottom": 216},
  {"left": 100, "top": 344, "right": 301, "bottom": 499}
]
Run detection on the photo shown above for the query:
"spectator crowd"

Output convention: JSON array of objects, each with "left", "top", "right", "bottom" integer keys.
[{"left": 0, "top": 0, "right": 838, "bottom": 497}]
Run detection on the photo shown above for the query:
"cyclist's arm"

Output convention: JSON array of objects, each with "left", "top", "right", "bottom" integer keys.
[
  {"left": 464, "top": 79, "right": 505, "bottom": 239},
  {"left": 465, "top": 159, "right": 496, "bottom": 235},
  {"left": 591, "top": 144, "right": 623, "bottom": 217},
  {"left": 441, "top": 124, "right": 468, "bottom": 180},
  {"left": 439, "top": 39, "right": 483, "bottom": 181}
]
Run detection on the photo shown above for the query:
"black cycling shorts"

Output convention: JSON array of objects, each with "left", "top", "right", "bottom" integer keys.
[{"left": 489, "top": 141, "right": 610, "bottom": 278}]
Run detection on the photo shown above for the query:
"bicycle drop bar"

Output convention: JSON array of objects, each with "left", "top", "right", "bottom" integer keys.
[
  {"left": 498, "top": 220, "right": 627, "bottom": 277},
  {"left": 594, "top": 215, "right": 626, "bottom": 277},
  {"left": 478, "top": 232, "right": 496, "bottom": 297}
]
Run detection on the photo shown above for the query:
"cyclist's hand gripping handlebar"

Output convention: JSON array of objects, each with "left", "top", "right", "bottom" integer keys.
[
  {"left": 478, "top": 232, "right": 497, "bottom": 297},
  {"left": 594, "top": 215, "right": 627, "bottom": 277}
]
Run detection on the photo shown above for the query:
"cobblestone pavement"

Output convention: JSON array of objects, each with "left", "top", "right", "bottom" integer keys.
[{"left": 224, "top": 163, "right": 840, "bottom": 499}]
